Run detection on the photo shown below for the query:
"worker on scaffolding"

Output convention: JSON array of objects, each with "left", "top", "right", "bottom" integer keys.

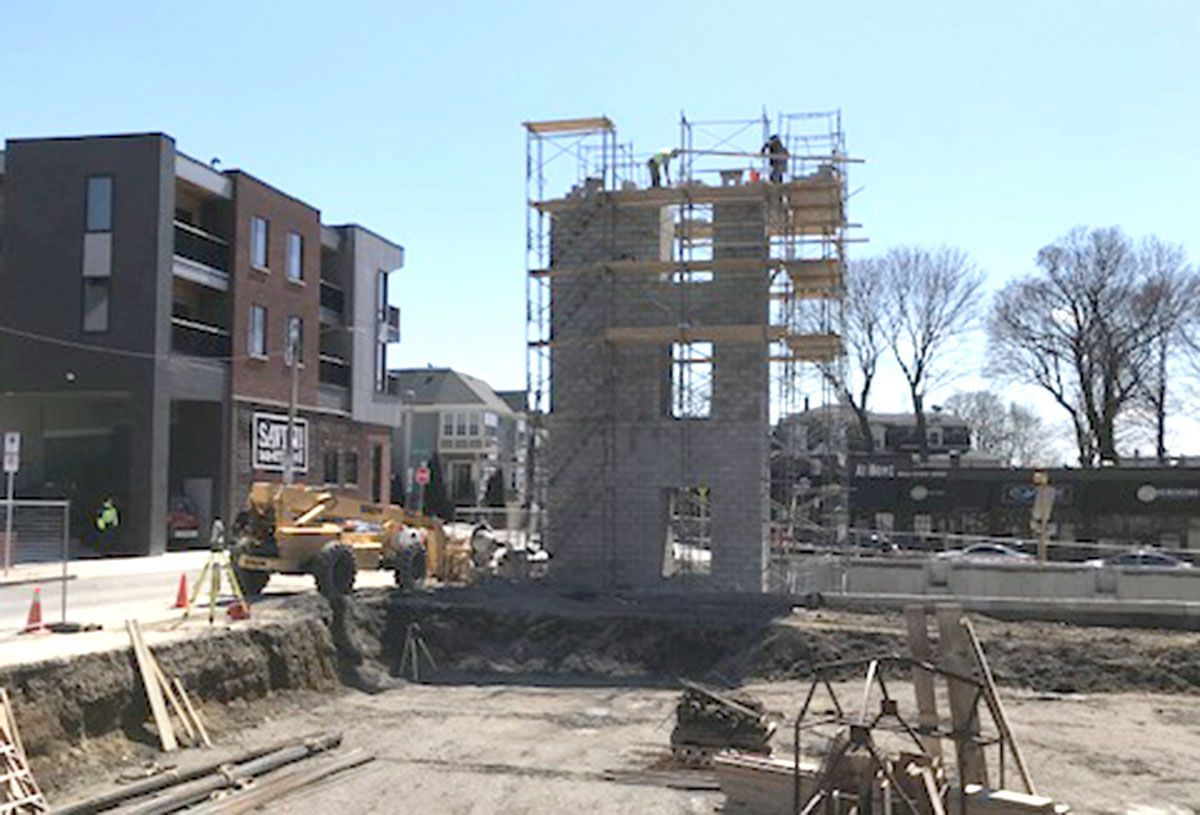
[
  {"left": 647, "top": 148, "right": 678, "bottom": 188},
  {"left": 761, "top": 135, "right": 789, "bottom": 183}
]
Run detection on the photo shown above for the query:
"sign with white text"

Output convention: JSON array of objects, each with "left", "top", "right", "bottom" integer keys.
[{"left": 251, "top": 413, "right": 308, "bottom": 473}]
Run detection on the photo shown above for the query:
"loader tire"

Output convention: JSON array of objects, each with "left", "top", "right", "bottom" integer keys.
[
  {"left": 315, "top": 542, "right": 357, "bottom": 598},
  {"left": 231, "top": 541, "right": 271, "bottom": 596}
]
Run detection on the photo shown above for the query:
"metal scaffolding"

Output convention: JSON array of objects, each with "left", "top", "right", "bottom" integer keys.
[{"left": 524, "top": 110, "right": 858, "bottom": 589}]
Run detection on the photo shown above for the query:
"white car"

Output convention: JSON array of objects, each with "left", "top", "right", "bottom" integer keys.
[
  {"left": 1084, "top": 549, "right": 1191, "bottom": 569},
  {"left": 935, "top": 543, "right": 1034, "bottom": 562}
]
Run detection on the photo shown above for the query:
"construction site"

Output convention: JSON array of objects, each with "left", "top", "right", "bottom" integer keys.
[{"left": 0, "top": 110, "right": 1198, "bottom": 815}]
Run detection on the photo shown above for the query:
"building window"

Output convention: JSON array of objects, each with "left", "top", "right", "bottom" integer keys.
[
  {"left": 286, "top": 232, "right": 303, "bottom": 281},
  {"left": 285, "top": 316, "right": 304, "bottom": 364},
  {"left": 468, "top": 412, "right": 480, "bottom": 437},
  {"left": 85, "top": 176, "right": 113, "bottom": 232},
  {"left": 483, "top": 412, "right": 499, "bottom": 438},
  {"left": 376, "top": 270, "right": 389, "bottom": 322},
  {"left": 455, "top": 412, "right": 468, "bottom": 437},
  {"left": 371, "top": 444, "right": 383, "bottom": 503},
  {"left": 250, "top": 216, "right": 269, "bottom": 269},
  {"left": 375, "top": 342, "right": 387, "bottom": 393},
  {"left": 343, "top": 450, "right": 359, "bottom": 487},
  {"left": 82, "top": 279, "right": 109, "bottom": 332},
  {"left": 670, "top": 342, "right": 713, "bottom": 419},
  {"left": 441, "top": 412, "right": 454, "bottom": 437},
  {"left": 249, "top": 305, "right": 267, "bottom": 357},
  {"left": 322, "top": 448, "right": 340, "bottom": 485}
]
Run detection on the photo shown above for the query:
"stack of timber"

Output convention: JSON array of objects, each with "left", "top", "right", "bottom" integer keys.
[{"left": 670, "top": 681, "right": 775, "bottom": 764}]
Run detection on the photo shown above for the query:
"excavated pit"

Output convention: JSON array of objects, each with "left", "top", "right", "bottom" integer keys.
[{"left": 8, "top": 584, "right": 1200, "bottom": 795}]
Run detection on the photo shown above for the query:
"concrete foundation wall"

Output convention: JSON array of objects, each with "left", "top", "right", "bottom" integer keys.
[{"left": 775, "top": 555, "right": 1200, "bottom": 605}]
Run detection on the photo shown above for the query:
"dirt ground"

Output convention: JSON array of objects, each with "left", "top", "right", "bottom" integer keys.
[
  {"left": 37, "top": 588, "right": 1200, "bottom": 814},
  {"left": 201, "top": 677, "right": 1200, "bottom": 815}
]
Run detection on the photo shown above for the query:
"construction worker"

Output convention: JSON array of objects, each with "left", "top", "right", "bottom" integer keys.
[
  {"left": 647, "top": 148, "right": 677, "bottom": 188},
  {"left": 761, "top": 135, "right": 789, "bottom": 183},
  {"left": 95, "top": 496, "right": 119, "bottom": 552}
]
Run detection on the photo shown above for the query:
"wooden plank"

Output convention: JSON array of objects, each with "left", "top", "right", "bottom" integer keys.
[
  {"left": 174, "top": 677, "right": 212, "bottom": 748},
  {"left": 935, "top": 605, "right": 987, "bottom": 786},
  {"left": 532, "top": 176, "right": 843, "bottom": 212},
  {"left": 523, "top": 117, "right": 614, "bottom": 134},
  {"left": 903, "top": 605, "right": 943, "bottom": 760},
  {"left": 961, "top": 617, "right": 1037, "bottom": 795},
  {"left": 784, "top": 333, "right": 843, "bottom": 361},
  {"left": 125, "top": 620, "right": 178, "bottom": 752},
  {"left": 152, "top": 660, "right": 196, "bottom": 745}
]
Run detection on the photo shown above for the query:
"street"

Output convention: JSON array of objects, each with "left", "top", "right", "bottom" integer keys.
[{"left": 0, "top": 551, "right": 393, "bottom": 668}]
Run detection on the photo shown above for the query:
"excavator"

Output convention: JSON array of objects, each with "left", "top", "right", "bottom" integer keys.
[{"left": 229, "top": 482, "right": 473, "bottom": 598}]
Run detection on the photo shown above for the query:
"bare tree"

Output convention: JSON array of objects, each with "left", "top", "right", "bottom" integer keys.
[
  {"left": 987, "top": 227, "right": 1193, "bottom": 467},
  {"left": 880, "top": 246, "right": 985, "bottom": 461},
  {"left": 1132, "top": 238, "right": 1200, "bottom": 461},
  {"left": 945, "top": 390, "right": 1052, "bottom": 466},
  {"left": 809, "top": 258, "right": 886, "bottom": 452}
]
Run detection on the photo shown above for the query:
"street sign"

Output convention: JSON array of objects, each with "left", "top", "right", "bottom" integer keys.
[
  {"left": 251, "top": 413, "right": 309, "bottom": 473},
  {"left": 3, "top": 432, "right": 19, "bottom": 474},
  {"left": 414, "top": 464, "right": 431, "bottom": 486}
]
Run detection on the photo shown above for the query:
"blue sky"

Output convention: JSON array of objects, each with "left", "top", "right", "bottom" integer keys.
[{"left": 3, "top": 1, "right": 1198, "bottom": 451}]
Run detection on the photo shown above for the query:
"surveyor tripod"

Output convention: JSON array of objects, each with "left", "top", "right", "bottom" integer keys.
[{"left": 182, "top": 520, "right": 250, "bottom": 625}]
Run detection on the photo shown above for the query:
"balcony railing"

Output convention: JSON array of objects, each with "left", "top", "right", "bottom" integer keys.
[
  {"left": 173, "top": 221, "right": 229, "bottom": 272},
  {"left": 319, "top": 354, "right": 350, "bottom": 387},
  {"left": 171, "top": 317, "right": 230, "bottom": 358}
]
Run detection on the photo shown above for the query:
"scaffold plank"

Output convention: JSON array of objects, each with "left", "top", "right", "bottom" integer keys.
[
  {"left": 604, "top": 325, "right": 787, "bottom": 345},
  {"left": 783, "top": 333, "right": 843, "bottom": 361},
  {"left": 523, "top": 117, "right": 615, "bottom": 134},
  {"left": 532, "top": 177, "right": 842, "bottom": 212}
]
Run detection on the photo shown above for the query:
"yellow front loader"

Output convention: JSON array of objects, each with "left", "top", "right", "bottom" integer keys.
[{"left": 229, "top": 482, "right": 471, "bottom": 598}]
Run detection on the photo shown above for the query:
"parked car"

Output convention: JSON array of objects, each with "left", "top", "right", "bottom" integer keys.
[
  {"left": 166, "top": 495, "right": 200, "bottom": 545},
  {"left": 935, "top": 543, "right": 1033, "bottom": 562},
  {"left": 1084, "top": 549, "right": 1192, "bottom": 569}
]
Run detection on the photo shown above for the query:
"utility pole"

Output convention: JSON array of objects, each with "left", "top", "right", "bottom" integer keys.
[
  {"left": 402, "top": 388, "right": 416, "bottom": 506},
  {"left": 283, "top": 320, "right": 300, "bottom": 485}
]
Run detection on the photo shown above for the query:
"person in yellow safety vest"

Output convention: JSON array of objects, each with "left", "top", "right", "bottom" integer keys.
[
  {"left": 95, "top": 497, "right": 119, "bottom": 551},
  {"left": 647, "top": 148, "right": 678, "bottom": 188}
]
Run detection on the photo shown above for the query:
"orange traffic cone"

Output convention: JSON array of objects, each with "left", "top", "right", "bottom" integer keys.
[
  {"left": 173, "top": 573, "right": 189, "bottom": 609},
  {"left": 23, "top": 588, "right": 46, "bottom": 634}
]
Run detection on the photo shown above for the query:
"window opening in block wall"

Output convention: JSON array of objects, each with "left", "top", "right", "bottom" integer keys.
[
  {"left": 670, "top": 342, "right": 713, "bottom": 419},
  {"left": 664, "top": 485, "right": 712, "bottom": 576}
]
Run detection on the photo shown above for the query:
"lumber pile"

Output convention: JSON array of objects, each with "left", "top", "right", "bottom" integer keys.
[
  {"left": 670, "top": 681, "right": 775, "bottom": 763},
  {"left": 124, "top": 621, "right": 210, "bottom": 753}
]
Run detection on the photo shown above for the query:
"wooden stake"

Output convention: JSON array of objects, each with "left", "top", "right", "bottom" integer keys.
[
  {"left": 935, "top": 605, "right": 987, "bottom": 786},
  {"left": 903, "top": 605, "right": 943, "bottom": 759},
  {"left": 125, "top": 620, "right": 178, "bottom": 752},
  {"left": 151, "top": 659, "right": 195, "bottom": 746},
  {"left": 960, "top": 616, "right": 1037, "bottom": 796},
  {"left": 174, "top": 677, "right": 212, "bottom": 748}
]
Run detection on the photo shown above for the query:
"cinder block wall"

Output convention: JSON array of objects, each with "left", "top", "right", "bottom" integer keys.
[{"left": 547, "top": 191, "right": 770, "bottom": 592}]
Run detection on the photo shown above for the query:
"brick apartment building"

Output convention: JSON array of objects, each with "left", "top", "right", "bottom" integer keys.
[{"left": 0, "top": 133, "right": 404, "bottom": 555}]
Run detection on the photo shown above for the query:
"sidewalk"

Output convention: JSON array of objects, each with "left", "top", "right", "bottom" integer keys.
[{"left": 0, "top": 550, "right": 210, "bottom": 587}]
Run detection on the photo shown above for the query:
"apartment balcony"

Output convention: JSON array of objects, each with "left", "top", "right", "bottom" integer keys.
[
  {"left": 319, "top": 354, "right": 350, "bottom": 388},
  {"left": 173, "top": 221, "right": 230, "bottom": 291},
  {"left": 320, "top": 280, "right": 344, "bottom": 325},
  {"left": 438, "top": 435, "right": 499, "bottom": 454},
  {"left": 171, "top": 316, "right": 230, "bottom": 358}
]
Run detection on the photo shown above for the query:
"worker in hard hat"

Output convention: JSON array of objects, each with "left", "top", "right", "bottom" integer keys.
[
  {"left": 647, "top": 148, "right": 678, "bottom": 188},
  {"left": 761, "top": 135, "right": 789, "bottom": 183}
]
